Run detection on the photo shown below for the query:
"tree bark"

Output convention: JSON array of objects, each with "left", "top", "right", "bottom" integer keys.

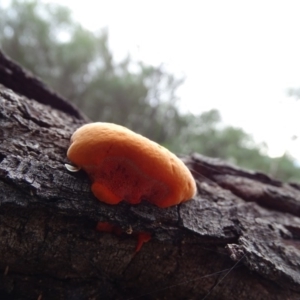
[{"left": 0, "top": 50, "right": 299, "bottom": 300}]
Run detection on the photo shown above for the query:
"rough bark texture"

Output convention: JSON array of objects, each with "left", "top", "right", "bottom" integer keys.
[{"left": 0, "top": 50, "right": 300, "bottom": 300}]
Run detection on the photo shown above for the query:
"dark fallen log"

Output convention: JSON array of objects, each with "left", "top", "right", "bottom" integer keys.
[{"left": 0, "top": 50, "right": 299, "bottom": 300}]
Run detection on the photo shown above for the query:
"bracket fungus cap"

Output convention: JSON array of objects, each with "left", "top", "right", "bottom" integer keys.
[{"left": 67, "top": 122, "right": 196, "bottom": 207}]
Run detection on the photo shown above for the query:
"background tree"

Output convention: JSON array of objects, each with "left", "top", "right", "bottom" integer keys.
[
  {"left": 169, "top": 110, "right": 300, "bottom": 182},
  {"left": 1, "top": 0, "right": 299, "bottom": 182},
  {"left": 0, "top": 0, "right": 184, "bottom": 143}
]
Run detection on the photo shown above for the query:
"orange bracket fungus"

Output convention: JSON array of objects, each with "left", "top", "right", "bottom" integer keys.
[{"left": 66, "top": 122, "right": 196, "bottom": 207}]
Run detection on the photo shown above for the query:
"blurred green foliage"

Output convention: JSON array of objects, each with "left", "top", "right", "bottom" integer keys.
[
  {"left": 1, "top": 0, "right": 299, "bottom": 182},
  {"left": 168, "top": 110, "right": 300, "bottom": 182}
]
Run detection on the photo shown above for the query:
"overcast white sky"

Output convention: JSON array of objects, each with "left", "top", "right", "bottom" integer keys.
[{"left": 45, "top": 0, "right": 300, "bottom": 161}]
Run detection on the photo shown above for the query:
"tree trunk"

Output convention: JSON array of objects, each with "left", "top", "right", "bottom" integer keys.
[{"left": 0, "top": 50, "right": 299, "bottom": 300}]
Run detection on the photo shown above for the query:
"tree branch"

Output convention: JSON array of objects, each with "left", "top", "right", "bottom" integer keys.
[{"left": 0, "top": 50, "right": 299, "bottom": 300}]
